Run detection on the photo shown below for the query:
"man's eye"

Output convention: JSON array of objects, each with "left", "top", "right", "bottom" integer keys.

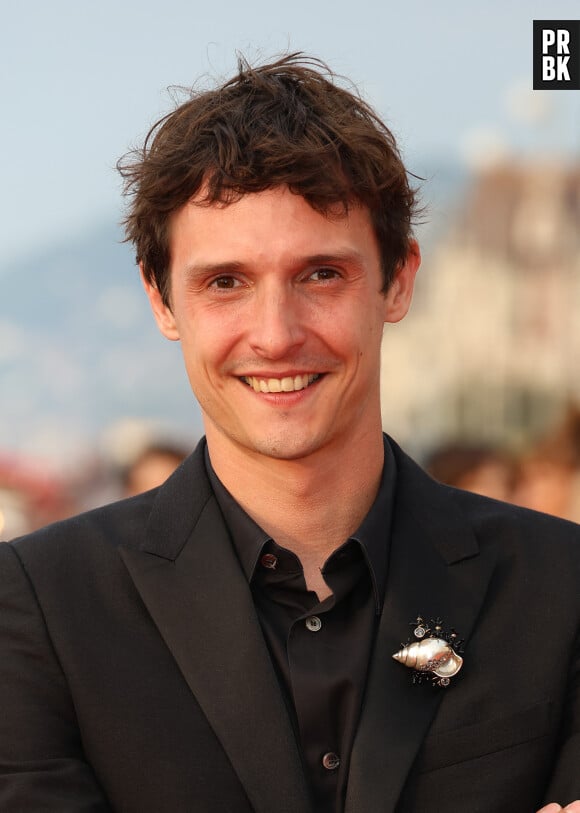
[
  {"left": 210, "top": 276, "right": 240, "bottom": 289},
  {"left": 309, "top": 268, "right": 340, "bottom": 281}
]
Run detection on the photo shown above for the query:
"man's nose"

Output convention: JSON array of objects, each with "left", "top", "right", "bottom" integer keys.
[{"left": 247, "top": 285, "right": 307, "bottom": 359}]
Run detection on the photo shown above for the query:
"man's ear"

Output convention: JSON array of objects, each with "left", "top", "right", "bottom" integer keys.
[
  {"left": 383, "top": 240, "right": 421, "bottom": 324},
  {"left": 140, "top": 264, "right": 180, "bottom": 341}
]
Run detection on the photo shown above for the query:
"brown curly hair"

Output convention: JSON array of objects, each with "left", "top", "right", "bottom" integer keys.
[{"left": 118, "top": 53, "right": 419, "bottom": 306}]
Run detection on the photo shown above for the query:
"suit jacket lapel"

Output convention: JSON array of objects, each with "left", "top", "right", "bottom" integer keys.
[
  {"left": 120, "top": 442, "right": 312, "bottom": 813},
  {"left": 346, "top": 442, "right": 497, "bottom": 813}
]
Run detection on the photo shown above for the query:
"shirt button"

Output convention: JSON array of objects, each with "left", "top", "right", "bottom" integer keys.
[
  {"left": 305, "top": 615, "right": 322, "bottom": 632},
  {"left": 322, "top": 752, "right": 340, "bottom": 771},
  {"left": 260, "top": 553, "right": 278, "bottom": 570}
]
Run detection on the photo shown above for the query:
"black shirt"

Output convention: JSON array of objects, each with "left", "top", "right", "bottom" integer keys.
[{"left": 205, "top": 440, "right": 396, "bottom": 813}]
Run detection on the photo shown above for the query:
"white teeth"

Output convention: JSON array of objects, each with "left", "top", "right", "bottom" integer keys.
[{"left": 241, "top": 374, "right": 320, "bottom": 393}]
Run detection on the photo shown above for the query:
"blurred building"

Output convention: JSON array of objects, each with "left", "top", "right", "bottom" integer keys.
[{"left": 381, "top": 159, "right": 580, "bottom": 455}]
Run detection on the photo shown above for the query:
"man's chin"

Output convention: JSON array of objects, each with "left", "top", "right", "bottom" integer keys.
[
  {"left": 203, "top": 416, "right": 337, "bottom": 463},
  {"left": 246, "top": 433, "right": 326, "bottom": 462}
]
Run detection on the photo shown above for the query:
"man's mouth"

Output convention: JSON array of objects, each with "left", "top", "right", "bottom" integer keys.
[{"left": 240, "top": 373, "right": 321, "bottom": 393}]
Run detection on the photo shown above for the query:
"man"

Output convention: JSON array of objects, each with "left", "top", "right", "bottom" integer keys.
[{"left": 1, "top": 54, "right": 579, "bottom": 813}]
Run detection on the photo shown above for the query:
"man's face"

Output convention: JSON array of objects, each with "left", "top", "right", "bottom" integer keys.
[{"left": 144, "top": 186, "right": 418, "bottom": 463}]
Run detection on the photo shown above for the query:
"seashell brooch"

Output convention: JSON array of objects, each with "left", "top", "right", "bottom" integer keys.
[{"left": 392, "top": 616, "right": 464, "bottom": 688}]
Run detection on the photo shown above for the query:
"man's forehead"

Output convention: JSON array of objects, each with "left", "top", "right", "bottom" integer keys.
[
  {"left": 179, "top": 182, "right": 363, "bottom": 217},
  {"left": 167, "top": 189, "right": 377, "bottom": 268}
]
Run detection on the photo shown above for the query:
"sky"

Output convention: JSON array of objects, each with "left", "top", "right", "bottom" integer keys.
[{"left": 1, "top": 0, "right": 579, "bottom": 271}]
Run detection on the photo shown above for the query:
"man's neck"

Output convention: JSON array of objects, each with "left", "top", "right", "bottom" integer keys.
[{"left": 206, "top": 428, "right": 385, "bottom": 596}]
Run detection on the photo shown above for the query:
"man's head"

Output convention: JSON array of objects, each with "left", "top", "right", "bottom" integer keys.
[
  {"left": 118, "top": 53, "right": 418, "bottom": 307},
  {"left": 120, "top": 54, "right": 420, "bottom": 468}
]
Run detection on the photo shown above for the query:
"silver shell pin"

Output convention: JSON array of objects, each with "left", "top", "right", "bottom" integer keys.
[{"left": 392, "top": 616, "right": 464, "bottom": 688}]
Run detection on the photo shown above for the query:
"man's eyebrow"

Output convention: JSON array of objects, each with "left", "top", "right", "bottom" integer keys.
[
  {"left": 301, "top": 251, "right": 366, "bottom": 267},
  {"left": 183, "top": 261, "right": 245, "bottom": 278},
  {"left": 182, "top": 250, "right": 366, "bottom": 277}
]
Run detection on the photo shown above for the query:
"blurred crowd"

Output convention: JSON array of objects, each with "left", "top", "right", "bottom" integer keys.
[
  {"left": 0, "top": 435, "right": 192, "bottom": 540},
  {"left": 2, "top": 405, "right": 580, "bottom": 541},
  {"left": 423, "top": 403, "right": 580, "bottom": 522}
]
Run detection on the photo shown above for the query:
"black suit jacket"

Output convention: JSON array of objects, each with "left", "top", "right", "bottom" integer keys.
[{"left": 1, "top": 437, "right": 579, "bottom": 813}]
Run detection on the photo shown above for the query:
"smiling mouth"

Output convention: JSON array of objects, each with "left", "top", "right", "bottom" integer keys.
[{"left": 240, "top": 373, "right": 321, "bottom": 393}]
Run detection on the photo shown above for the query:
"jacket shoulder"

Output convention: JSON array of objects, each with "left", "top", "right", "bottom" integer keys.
[
  {"left": 390, "top": 435, "right": 580, "bottom": 566},
  {"left": 6, "top": 438, "right": 212, "bottom": 564},
  {"left": 6, "top": 490, "right": 158, "bottom": 564},
  {"left": 448, "top": 482, "right": 580, "bottom": 547}
]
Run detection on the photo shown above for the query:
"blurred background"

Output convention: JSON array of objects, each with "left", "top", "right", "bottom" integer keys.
[{"left": 1, "top": 0, "right": 579, "bottom": 536}]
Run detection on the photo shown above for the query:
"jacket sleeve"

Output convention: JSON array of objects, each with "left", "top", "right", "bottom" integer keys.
[
  {"left": 543, "top": 623, "right": 580, "bottom": 806},
  {"left": 0, "top": 542, "right": 112, "bottom": 812}
]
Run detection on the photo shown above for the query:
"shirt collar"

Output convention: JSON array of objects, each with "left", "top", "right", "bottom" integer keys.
[{"left": 205, "top": 435, "right": 397, "bottom": 613}]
